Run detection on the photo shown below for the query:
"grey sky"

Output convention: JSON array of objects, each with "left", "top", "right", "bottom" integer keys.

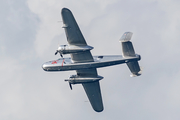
[{"left": 1, "top": 0, "right": 180, "bottom": 120}]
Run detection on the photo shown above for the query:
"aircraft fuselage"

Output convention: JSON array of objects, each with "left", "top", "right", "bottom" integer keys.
[{"left": 42, "top": 55, "right": 141, "bottom": 72}]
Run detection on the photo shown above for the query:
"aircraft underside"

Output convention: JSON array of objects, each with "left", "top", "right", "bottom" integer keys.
[
  {"left": 42, "top": 8, "right": 142, "bottom": 112},
  {"left": 42, "top": 55, "right": 140, "bottom": 72}
]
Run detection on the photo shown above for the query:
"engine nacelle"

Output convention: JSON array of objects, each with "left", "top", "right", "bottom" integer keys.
[
  {"left": 57, "top": 45, "right": 93, "bottom": 54},
  {"left": 65, "top": 75, "right": 103, "bottom": 84}
]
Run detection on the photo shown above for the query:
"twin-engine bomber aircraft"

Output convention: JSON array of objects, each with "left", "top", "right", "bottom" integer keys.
[{"left": 42, "top": 8, "right": 142, "bottom": 112}]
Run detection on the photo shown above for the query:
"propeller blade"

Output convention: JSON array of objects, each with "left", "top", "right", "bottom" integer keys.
[
  {"left": 55, "top": 51, "right": 58, "bottom": 55},
  {"left": 60, "top": 53, "right": 63, "bottom": 58},
  {"left": 69, "top": 82, "right": 72, "bottom": 90}
]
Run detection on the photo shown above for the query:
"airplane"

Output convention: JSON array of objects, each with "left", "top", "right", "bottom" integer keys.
[{"left": 42, "top": 8, "right": 142, "bottom": 112}]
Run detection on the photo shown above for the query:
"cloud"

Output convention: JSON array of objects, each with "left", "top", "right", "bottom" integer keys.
[
  {"left": 0, "top": 0, "right": 39, "bottom": 59},
  {"left": 1, "top": 0, "right": 180, "bottom": 120}
]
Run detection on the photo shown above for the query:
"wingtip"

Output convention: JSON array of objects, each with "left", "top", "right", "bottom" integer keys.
[
  {"left": 94, "top": 108, "right": 104, "bottom": 112},
  {"left": 61, "top": 8, "right": 73, "bottom": 16},
  {"left": 92, "top": 100, "right": 104, "bottom": 112},
  {"left": 61, "top": 8, "right": 71, "bottom": 12}
]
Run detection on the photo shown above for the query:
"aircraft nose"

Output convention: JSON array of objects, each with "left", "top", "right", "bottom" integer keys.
[{"left": 42, "top": 63, "right": 48, "bottom": 71}]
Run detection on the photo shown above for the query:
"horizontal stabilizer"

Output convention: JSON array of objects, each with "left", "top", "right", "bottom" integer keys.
[
  {"left": 120, "top": 32, "right": 136, "bottom": 57},
  {"left": 121, "top": 41, "right": 136, "bottom": 57},
  {"left": 127, "top": 61, "right": 141, "bottom": 77},
  {"left": 120, "top": 32, "right": 142, "bottom": 76}
]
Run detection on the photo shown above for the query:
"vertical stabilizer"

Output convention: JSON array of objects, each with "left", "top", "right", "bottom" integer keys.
[{"left": 120, "top": 32, "right": 141, "bottom": 77}]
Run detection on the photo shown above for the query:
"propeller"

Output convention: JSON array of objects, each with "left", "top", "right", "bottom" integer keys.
[
  {"left": 55, "top": 50, "right": 58, "bottom": 55},
  {"left": 55, "top": 44, "right": 64, "bottom": 58},
  {"left": 55, "top": 50, "right": 63, "bottom": 58},
  {"left": 69, "top": 82, "right": 72, "bottom": 90},
  {"left": 65, "top": 80, "right": 73, "bottom": 90},
  {"left": 60, "top": 53, "right": 63, "bottom": 58}
]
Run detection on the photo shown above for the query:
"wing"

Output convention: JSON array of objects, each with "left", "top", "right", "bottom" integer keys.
[
  {"left": 61, "top": 8, "right": 87, "bottom": 46},
  {"left": 77, "top": 69, "right": 104, "bottom": 112},
  {"left": 61, "top": 8, "right": 104, "bottom": 112},
  {"left": 82, "top": 81, "right": 103, "bottom": 112},
  {"left": 61, "top": 8, "right": 94, "bottom": 63}
]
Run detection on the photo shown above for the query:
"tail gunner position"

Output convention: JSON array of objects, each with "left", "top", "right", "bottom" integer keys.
[{"left": 42, "top": 8, "right": 142, "bottom": 112}]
